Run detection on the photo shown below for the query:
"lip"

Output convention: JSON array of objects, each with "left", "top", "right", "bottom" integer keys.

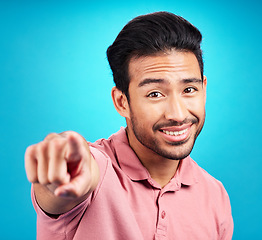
[
  {"left": 159, "top": 123, "right": 192, "bottom": 132},
  {"left": 159, "top": 124, "right": 192, "bottom": 143}
]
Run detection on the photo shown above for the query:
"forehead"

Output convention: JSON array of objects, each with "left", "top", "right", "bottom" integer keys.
[{"left": 128, "top": 50, "right": 201, "bottom": 83}]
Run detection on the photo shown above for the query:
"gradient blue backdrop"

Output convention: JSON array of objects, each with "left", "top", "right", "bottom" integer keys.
[{"left": 1, "top": 0, "right": 261, "bottom": 239}]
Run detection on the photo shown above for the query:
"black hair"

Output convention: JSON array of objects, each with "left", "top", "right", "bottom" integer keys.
[{"left": 107, "top": 11, "right": 203, "bottom": 100}]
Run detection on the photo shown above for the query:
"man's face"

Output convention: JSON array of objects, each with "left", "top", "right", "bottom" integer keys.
[{"left": 125, "top": 50, "right": 207, "bottom": 161}]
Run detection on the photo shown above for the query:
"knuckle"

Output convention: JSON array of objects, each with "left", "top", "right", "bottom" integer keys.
[
  {"left": 66, "top": 131, "right": 84, "bottom": 143},
  {"left": 44, "top": 133, "right": 59, "bottom": 141},
  {"left": 36, "top": 141, "right": 48, "bottom": 152},
  {"left": 50, "top": 138, "right": 65, "bottom": 151},
  {"left": 62, "top": 131, "right": 77, "bottom": 137},
  {"left": 25, "top": 144, "right": 36, "bottom": 158}
]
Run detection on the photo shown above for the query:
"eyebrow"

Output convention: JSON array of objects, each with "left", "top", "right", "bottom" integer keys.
[
  {"left": 138, "top": 78, "right": 202, "bottom": 87},
  {"left": 182, "top": 78, "right": 203, "bottom": 84},
  {"left": 138, "top": 78, "right": 165, "bottom": 87}
]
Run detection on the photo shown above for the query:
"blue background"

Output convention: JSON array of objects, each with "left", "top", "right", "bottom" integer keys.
[{"left": 1, "top": 0, "right": 261, "bottom": 239}]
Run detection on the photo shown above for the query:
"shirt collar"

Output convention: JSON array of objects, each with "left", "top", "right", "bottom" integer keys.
[
  {"left": 110, "top": 127, "right": 198, "bottom": 186},
  {"left": 175, "top": 156, "right": 199, "bottom": 186},
  {"left": 111, "top": 127, "right": 150, "bottom": 181}
]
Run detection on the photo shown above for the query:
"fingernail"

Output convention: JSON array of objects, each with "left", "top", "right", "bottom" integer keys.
[{"left": 57, "top": 190, "right": 70, "bottom": 198}]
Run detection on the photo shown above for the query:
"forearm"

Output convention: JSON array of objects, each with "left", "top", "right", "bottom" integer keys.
[
  {"left": 33, "top": 183, "right": 91, "bottom": 216},
  {"left": 33, "top": 157, "right": 100, "bottom": 215}
]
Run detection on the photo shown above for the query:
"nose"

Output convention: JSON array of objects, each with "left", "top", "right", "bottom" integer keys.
[{"left": 164, "top": 95, "right": 187, "bottom": 122}]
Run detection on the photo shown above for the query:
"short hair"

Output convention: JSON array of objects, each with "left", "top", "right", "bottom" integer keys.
[{"left": 107, "top": 11, "right": 203, "bottom": 100}]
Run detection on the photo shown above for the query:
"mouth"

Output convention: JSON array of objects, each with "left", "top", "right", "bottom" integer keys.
[
  {"left": 162, "top": 128, "right": 188, "bottom": 136},
  {"left": 158, "top": 124, "right": 192, "bottom": 143}
]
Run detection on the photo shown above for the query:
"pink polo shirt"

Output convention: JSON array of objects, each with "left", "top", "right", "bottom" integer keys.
[{"left": 33, "top": 128, "right": 233, "bottom": 240}]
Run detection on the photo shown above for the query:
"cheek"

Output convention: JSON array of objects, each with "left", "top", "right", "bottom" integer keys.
[
  {"left": 143, "top": 105, "right": 165, "bottom": 125},
  {"left": 131, "top": 102, "right": 163, "bottom": 127},
  {"left": 185, "top": 97, "right": 206, "bottom": 115}
]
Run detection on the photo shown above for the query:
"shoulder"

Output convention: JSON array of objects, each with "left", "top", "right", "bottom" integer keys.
[
  {"left": 184, "top": 158, "right": 234, "bottom": 238},
  {"left": 190, "top": 158, "right": 232, "bottom": 214},
  {"left": 187, "top": 158, "right": 232, "bottom": 211},
  {"left": 88, "top": 128, "right": 127, "bottom": 160},
  {"left": 187, "top": 158, "right": 231, "bottom": 209},
  {"left": 191, "top": 159, "right": 226, "bottom": 190}
]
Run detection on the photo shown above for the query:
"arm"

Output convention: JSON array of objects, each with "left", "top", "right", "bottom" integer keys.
[{"left": 25, "top": 131, "right": 100, "bottom": 215}]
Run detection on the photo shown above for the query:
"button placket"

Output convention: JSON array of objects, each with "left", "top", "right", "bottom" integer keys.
[
  {"left": 161, "top": 210, "right": 166, "bottom": 219},
  {"left": 155, "top": 191, "right": 168, "bottom": 238}
]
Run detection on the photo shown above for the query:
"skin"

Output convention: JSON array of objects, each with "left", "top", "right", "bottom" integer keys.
[
  {"left": 25, "top": 49, "right": 206, "bottom": 215},
  {"left": 24, "top": 132, "right": 99, "bottom": 215},
  {"left": 112, "top": 50, "right": 207, "bottom": 187}
]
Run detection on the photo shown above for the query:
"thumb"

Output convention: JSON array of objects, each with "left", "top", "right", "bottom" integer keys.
[{"left": 54, "top": 163, "right": 92, "bottom": 198}]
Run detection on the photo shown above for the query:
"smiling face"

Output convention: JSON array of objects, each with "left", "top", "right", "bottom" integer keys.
[{"left": 120, "top": 50, "right": 206, "bottom": 162}]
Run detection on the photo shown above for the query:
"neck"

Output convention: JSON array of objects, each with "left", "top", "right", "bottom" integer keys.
[
  {"left": 126, "top": 128, "right": 180, "bottom": 188},
  {"left": 143, "top": 159, "right": 180, "bottom": 188}
]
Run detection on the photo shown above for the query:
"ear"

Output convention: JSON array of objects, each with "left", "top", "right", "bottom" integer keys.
[
  {"left": 111, "top": 86, "right": 130, "bottom": 118},
  {"left": 203, "top": 75, "right": 207, "bottom": 103}
]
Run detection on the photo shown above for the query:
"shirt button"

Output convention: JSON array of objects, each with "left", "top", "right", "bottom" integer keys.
[{"left": 161, "top": 211, "right": 166, "bottom": 219}]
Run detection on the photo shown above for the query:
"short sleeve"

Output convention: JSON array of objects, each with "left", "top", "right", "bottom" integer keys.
[{"left": 219, "top": 188, "right": 234, "bottom": 240}]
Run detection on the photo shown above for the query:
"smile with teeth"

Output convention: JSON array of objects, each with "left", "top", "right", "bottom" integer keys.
[{"left": 162, "top": 128, "right": 188, "bottom": 136}]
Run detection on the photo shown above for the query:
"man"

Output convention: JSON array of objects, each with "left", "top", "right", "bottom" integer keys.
[{"left": 25, "top": 12, "right": 233, "bottom": 239}]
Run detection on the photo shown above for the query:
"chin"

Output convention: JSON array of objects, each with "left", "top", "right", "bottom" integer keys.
[
  {"left": 160, "top": 139, "right": 195, "bottom": 160},
  {"left": 160, "top": 149, "right": 193, "bottom": 161}
]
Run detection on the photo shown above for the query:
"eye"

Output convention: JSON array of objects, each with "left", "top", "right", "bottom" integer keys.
[
  {"left": 147, "top": 91, "right": 163, "bottom": 98},
  {"left": 184, "top": 87, "right": 197, "bottom": 94}
]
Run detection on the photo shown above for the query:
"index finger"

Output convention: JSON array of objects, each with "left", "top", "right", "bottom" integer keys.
[{"left": 65, "top": 132, "right": 84, "bottom": 162}]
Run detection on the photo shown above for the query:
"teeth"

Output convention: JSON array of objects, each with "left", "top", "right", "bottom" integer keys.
[{"left": 163, "top": 129, "right": 188, "bottom": 136}]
